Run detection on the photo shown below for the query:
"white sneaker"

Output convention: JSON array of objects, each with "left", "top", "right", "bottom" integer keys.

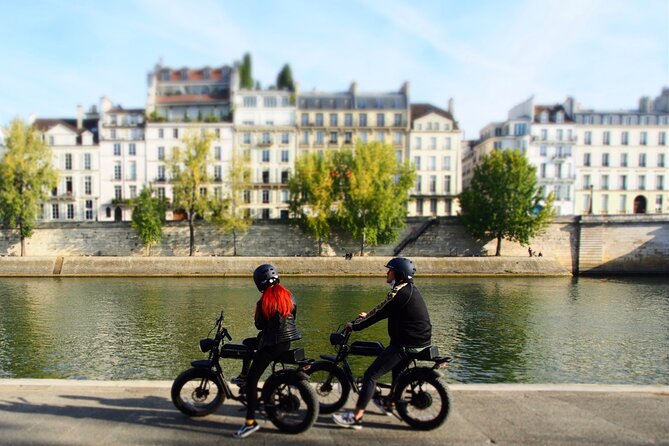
[
  {"left": 332, "top": 411, "right": 363, "bottom": 430},
  {"left": 233, "top": 421, "right": 259, "bottom": 439},
  {"left": 372, "top": 397, "right": 393, "bottom": 416}
]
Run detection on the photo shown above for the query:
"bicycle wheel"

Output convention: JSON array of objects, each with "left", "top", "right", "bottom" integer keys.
[
  {"left": 393, "top": 370, "right": 450, "bottom": 430},
  {"left": 171, "top": 367, "right": 225, "bottom": 417},
  {"left": 307, "top": 361, "right": 350, "bottom": 414},
  {"left": 263, "top": 375, "right": 319, "bottom": 434}
]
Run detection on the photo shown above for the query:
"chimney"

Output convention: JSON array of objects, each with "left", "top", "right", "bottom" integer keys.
[
  {"left": 350, "top": 81, "right": 358, "bottom": 95},
  {"left": 638, "top": 96, "right": 651, "bottom": 113},
  {"left": 76, "top": 104, "right": 83, "bottom": 130},
  {"left": 448, "top": 97, "right": 455, "bottom": 117},
  {"left": 401, "top": 81, "right": 410, "bottom": 97}
]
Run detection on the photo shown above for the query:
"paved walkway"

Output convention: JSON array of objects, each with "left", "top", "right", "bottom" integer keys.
[{"left": 0, "top": 380, "right": 667, "bottom": 445}]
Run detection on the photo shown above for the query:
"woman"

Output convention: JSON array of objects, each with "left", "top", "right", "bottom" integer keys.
[{"left": 233, "top": 263, "right": 302, "bottom": 439}]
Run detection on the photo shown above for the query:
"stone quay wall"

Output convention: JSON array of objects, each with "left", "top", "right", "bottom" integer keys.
[{"left": 0, "top": 215, "right": 667, "bottom": 275}]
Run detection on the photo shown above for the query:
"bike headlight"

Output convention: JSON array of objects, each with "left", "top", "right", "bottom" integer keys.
[{"left": 199, "top": 338, "right": 215, "bottom": 353}]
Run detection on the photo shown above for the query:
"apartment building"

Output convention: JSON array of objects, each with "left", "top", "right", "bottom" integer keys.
[
  {"left": 33, "top": 108, "right": 100, "bottom": 222},
  {"left": 408, "top": 102, "right": 462, "bottom": 216},
  {"left": 573, "top": 89, "right": 669, "bottom": 215},
  {"left": 233, "top": 88, "right": 296, "bottom": 219}
]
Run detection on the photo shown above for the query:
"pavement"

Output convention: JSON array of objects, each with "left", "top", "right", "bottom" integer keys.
[{"left": 0, "top": 380, "right": 668, "bottom": 445}]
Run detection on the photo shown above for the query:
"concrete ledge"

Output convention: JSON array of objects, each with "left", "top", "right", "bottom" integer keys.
[{"left": 0, "top": 256, "right": 572, "bottom": 277}]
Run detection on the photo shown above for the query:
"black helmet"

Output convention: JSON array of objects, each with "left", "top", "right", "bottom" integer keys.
[
  {"left": 385, "top": 257, "right": 416, "bottom": 282},
  {"left": 253, "top": 264, "right": 280, "bottom": 291}
]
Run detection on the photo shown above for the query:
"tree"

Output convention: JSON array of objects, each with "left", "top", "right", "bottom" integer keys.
[
  {"left": 336, "top": 141, "right": 416, "bottom": 255},
  {"left": 289, "top": 151, "right": 336, "bottom": 256},
  {"left": 168, "top": 130, "right": 214, "bottom": 256},
  {"left": 131, "top": 186, "right": 166, "bottom": 256},
  {"left": 240, "top": 52, "right": 254, "bottom": 89},
  {"left": 209, "top": 150, "right": 251, "bottom": 256},
  {"left": 458, "top": 148, "right": 555, "bottom": 256},
  {"left": 276, "top": 64, "right": 295, "bottom": 91},
  {"left": 0, "top": 119, "right": 57, "bottom": 256}
]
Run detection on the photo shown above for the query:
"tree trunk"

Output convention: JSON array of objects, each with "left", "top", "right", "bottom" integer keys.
[
  {"left": 360, "top": 231, "right": 366, "bottom": 256},
  {"left": 318, "top": 236, "right": 323, "bottom": 256},
  {"left": 495, "top": 235, "right": 502, "bottom": 256},
  {"left": 20, "top": 235, "right": 26, "bottom": 257},
  {"left": 188, "top": 214, "right": 195, "bottom": 256},
  {"left": 233, "top": 228, "right": 237, "bottom": 256}
]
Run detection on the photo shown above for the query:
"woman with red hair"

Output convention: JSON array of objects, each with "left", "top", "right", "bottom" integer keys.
[{"left": 233, "top": 264, "right": 302, "bottom": 439}]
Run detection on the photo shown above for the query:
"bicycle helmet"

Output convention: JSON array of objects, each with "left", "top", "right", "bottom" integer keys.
[
  {"left": 385, "top": 257, "right": 416, "bottom": 282},
  {"left": 253, "top": 264, "right": 280, "bottom": 291}
]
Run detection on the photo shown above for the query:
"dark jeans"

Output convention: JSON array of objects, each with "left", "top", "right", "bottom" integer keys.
[
  {"left": 244, "top": 341, "right": 291, "bottom": 420},
  {"left": 356, "top": 344, "right": 411, "bottom": 411}
]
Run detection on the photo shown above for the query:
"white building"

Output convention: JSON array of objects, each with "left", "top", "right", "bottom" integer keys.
[{"left": 408, "top": 102, "right": 462, "bottom": 216}]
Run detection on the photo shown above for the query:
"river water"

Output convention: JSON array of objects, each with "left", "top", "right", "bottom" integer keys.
[{"left": 0, "top": 276, "right": 667, "bottom": 384}]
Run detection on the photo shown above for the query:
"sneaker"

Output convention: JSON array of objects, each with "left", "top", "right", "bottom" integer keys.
[
  {"left": 372, "top": 397, "right": 393, "bottom": 416},
  {"left": 231, "top": 375, "right": 246, "bottom": 386},
  {"left": 233, "top": 421, "right": 259, "bottom": 439},
  {"left": 332, "top": 411, "right": 363, "bottom": 430}
]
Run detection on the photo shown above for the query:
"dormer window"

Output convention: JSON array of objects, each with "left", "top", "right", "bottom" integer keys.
[
  {"left": 181, "top": 69, "right": 188, "bottom": 81},
  {"left": 539, "top": 111, "right": 548, "bottom": 123},
  {"left": 161, "top": 69, "right": 170, "bottom": 81},
  {"left": 203, "top": 68, "right": 210, "bottom": 80},
  {"left": 556, "top": 111, "right": 564, "bottom": 123}
]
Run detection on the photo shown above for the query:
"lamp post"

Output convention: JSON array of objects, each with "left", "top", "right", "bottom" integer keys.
[{"left": 588, "top": 184, "right": 594, "bottom": 215}]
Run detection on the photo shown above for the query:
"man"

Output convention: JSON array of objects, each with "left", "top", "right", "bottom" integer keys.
[{"left": 332, "top": 257, "right": 432, "bottom": 429}]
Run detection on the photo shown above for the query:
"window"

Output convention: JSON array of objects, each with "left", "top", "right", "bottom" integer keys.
[
  {"left": 430, "top": 198, "right": 437, "bottom": 214},
  {"left": 639, "top": 153, "right": 646, "bottom": 167},
  {"left": 316, "top": 131, "right": 324, "bottom": 145},
  {"left": 540, "top": 146, "right": 547, "bottom": 156},
  {"left": 660, "top": 132, "right": 666, "bottom": 146},
  {"left": 302, "top": 131, "right": 309, "bottom": 144},
  {"left": 114, "top": 185, "right": 122, "bottom": 200},
  {"left": 85, "top": 200, "right": 93, "bottom": 220},
  {"left": 214, "top": 146, "right": 221, "bottom": 160},
  {"left": 262, "top": 209, "right": 270, "bottom": 219},
  {"left": 584, "top": 153, "right": 591, "bottom": 166},
  {"left": 243, "top": 190, "right": 251, "bottom": 204},
  {"left": 281, "top": 170, "right": 290, "bottom": 184},
  {"left": 128, "top": 161, "right": 136, "bottom": 180},
  {"left": 638, "top": 175, "right": 646, "bottom": 190},
  {"left": 157, "top": 188, "right": 165, "bottom": 200},
  {"left": 65, "top": 153, "right": 72, "bottom": 170},
  {"left": 442, "top": 156, "right": 451, "bottom": 170},
  {"left": 129, "top": 186, "right": 137, "bottom": 199},
  {"left": 444, "top": 137, "right": 451, "bottom": 150},
  {"left": 360, "top": 131, "right": 368, "bottom": 143},
  {"left": 413, "top": 156, "right": 421, "bottom": 170},
  {"left": 394, "top": 113, "right": 402, "bottom": 126},
  {"left": 415, "top": 137, "right": 422, "bottom": 149},
  {"left": 263, "top": 96, "right": 277, "bottom": 107},
  {"left": 262, "top": 170, "right": 270, "bottom": 183},
  {"left": 620, "top": 175, "right": 627, "bottom": 190},
  {"left": 214, "top": 165, "right": 222, "bottom": 181},
  {"left": 444, "top": 175, "right": 451, "bottom": 194},
  {"left": 301, "top": 113, "right": 309, "bottom": 126},
  {"left": 657, "top": 175, "right": 664, "bottom": 191},
  {"left": 415, "top": 175, "right": 422, "bottom": 192},
  {"left": 659, "top": 153, "right": 666, "bottom": 168},
  {"left": 376, "top": 131, "right": 385, "bottom": 142},
  {"left": 281, "top": 133, "right": 289, "bottom": 145},
  {"left": 330, "top": 132, "right": 338, "bottom": 144},
  {"left": 113, "top": 143, "right": 121, "bottom": 156},
  {"left": 52, "top": 204, "right": 59, "bottom": 220},
  {"left": 603, "top": 131, "right": 610, "bottom": 145},
  {"left": 330, "top": 113, "right": 338, "bottom": 126},
  {"left": 539, "top": 111, "right": 548, "bottom": 123},
  {"left": 281, "top": 190, "right": 289, "bottom": 203},
  {"left": 640, "top": 131, "right": 647, "bottom": 145},
  {"left": 619, "top": 195, "right": 627, "bottom": 213},
  {"left": 84, "top": 153, "right": 91, "bottom": 170},
  {"left": 621, "top": 131, "right": 629, "bottom": 145},
  {"left": 394, "top": 132, "right": 402, "bottom": 145},
  {"left": 84, "top": 176, "right": 92, "bottom": 195},
  {"left": 540, "top": 163, "right": 546, "bottom": 178},
  {"left": 158, "top": 128, "right": 164, "bottom": 139},
  {"left": 602, "top": 153, "right": 609, "bottom": 167},
  {"left": 584, "top": 131, "right": 592, "bottom": 145},
  {"left": 281, "top": 150, "right": 289, "bottom": 163},
  {"left": 620, "top": 153, "right": 628, "bottom": 167},
  {"left": 114, "top": 163, "right": 122, "bottom": 180},
  {"left": 129, "top": 143, "right": 136, "bottom": 156},
  {"left": 315, "top": 113, "right": 323, "bottom": 126},
  {"left": 556, "top": 129, "right": 563, "bottom": 141},
  {"left": 656, "top": 195, "right": 664, "bottom": 213},
  {"left": 243, "top": 96, "right": 257, "bottom": 107},
  {"left": 601, "top": 175, "right": 609, "bottom": 190},
  {"left": 359, "top": 114, "right": 367, "bottom": 127},
  {"left": 429, "top": 175, "right": 437, "bottom": 193},
  {"left": 344, "top": 132, "right": 352, "bottom": 144},
  {"left": 583, "top": 174, "right": 591, "bottom": 188},
  {"left": 173, "top": 128, "right": 178, "bottom": 139},
  {"left": 416, "top": 199, "right": 423, "bottom": 215},
  {"left": 157, "top": 165, "right": 165, "bottom": 181},
  {"left": 262, "top": 190, "right": 270, "bottom": 203},
  {"left": 345, "top": 113, "right": 353, "bottom": 126},
  {"left": 261, "top": 132, "right": 271, "bottom": 145},
  {"left": 556, "top": 111, "right": 564, "bottom": 123},
  {"left": 262, "top": 150, "right": 270, "bottom": 162},
  {"left": 541, "top": 129, "right": 548, "bottom": 141},
  {"left": 428, "top": 156, "right": 436, "bottom": 171},
  {"left": 110, "top": 129, "right": 116, "bottom": 140},
  {"left": 377, "top": 113, "right": 385, "bottom": 127},
  {"left": 243, "top": 133, "right": 251, "bottom": 144}
]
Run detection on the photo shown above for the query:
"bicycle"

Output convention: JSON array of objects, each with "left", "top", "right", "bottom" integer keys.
[
  {"left": 171, "top": 310, "right": 319, "bottom": 434},
  {"left": 308, "top": 328, "right": 451, "bottom": 430}
]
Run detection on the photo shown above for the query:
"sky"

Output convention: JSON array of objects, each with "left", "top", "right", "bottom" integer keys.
[{"left": 0, "top": 0, "right": 667, "bottom": 139}]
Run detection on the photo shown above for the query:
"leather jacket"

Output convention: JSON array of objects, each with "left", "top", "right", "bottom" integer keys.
[{"left": 254, "top": 293, "right": 302, "bottom": 349}]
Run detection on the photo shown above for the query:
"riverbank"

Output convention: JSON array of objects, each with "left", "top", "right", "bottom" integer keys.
[
  {"left": 0, "top": 256, "right": 571, "bottom": 277},
  {"left": 0, "top": 379, "right": 666, "bottom": 445}
]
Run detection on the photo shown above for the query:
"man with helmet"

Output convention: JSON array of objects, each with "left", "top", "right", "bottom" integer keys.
[
  {"left": 333, "top": 257, "right": 432, "bottom": 430},
  {"left": 232, "top": 263, "right": 302, "bottom": 439}
]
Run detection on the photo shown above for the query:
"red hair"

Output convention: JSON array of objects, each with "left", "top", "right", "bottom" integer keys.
[{"left": 259, "top": 283, "right": 293, "bottom": 319}]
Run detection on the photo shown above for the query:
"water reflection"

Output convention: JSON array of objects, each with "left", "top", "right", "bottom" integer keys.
[{"left": 0, "top": 276, "right": 667, "bottom": 384}]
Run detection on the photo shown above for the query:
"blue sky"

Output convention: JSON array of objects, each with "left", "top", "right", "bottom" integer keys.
[{"left": 0, "top": 0, "right": 667, "bottom": 138}]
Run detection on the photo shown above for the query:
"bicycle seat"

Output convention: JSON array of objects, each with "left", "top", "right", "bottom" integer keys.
[
  {"left": 276, "top": 348, "right": 305, "bottom": 364},
  {"left": 408, "top": 345, "right": 439, "bottom": 360}
]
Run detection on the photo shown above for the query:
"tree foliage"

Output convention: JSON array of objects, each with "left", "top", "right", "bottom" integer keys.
[
  {"left": 458, "top": 149, "right": 555, "bottom": 256},
  {"left": 276, "top": 64, "right": 295, "bottom": 91},
  {"left": 131, "top": 186, "right": 166, "bottom": 256},
  {"left": 289, "top": 151, "right": 336, "bottom": 255},
  {"left": 208, "top": 150, "right": 251, "bottom": 256},
  {"left": 336, "top": 141, "right": 416, "bottom": 255},
  {"left": 168, "top": 130, "right": 214, "bottom": 256},
  {"left": 0, "top": 119, "right": 58, "bottom": 256},
  {"left": 239, "top": 52, "right": 254, "bottom": 89}
]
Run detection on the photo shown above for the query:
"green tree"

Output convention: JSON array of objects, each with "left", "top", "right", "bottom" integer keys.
[
  {"left": 276, "top": 64, "right": 295, "bottom": 91},
  {"left": 209, "top": 150, "right": 251, "bottom": 256},
  {"left": 336, "top": 141, "right": 416, "bottom": 255},
  {"left": 0, "top": 119, "right": 58, "bottom": 256},
  {"left": 168, "top": 130, "right": 214, "bottom": 256},
  {"left": 131, "top": 186, "right": 166, "bottom": 256},
  {"left": 289, "top": 151, "right": 336, "bottom": 256},
  {"left": 240, "top": 52, "right": 254, "bottom": 89},
  {"left": 458, "top": 148, "right": 555, "bottom": 256}
]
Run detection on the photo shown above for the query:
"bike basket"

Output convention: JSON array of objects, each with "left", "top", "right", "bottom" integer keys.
[
  {"left": 276, "top": 348, "right": 305, "bottom": 364},
  {"left": 350, "top": 340, "right": 385, "bottom": 356},
  {"left": 410, "top": 345, "right": 439, "bottom": 360},
  {"left": 329, "top": 332, "right": 346, "bottom": 346},
  {"left": 220, "top": 343, "right": 251, "bottom": 358}
]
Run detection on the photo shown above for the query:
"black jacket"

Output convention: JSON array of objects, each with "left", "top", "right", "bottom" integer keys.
[
  {"left": 352, "top": 281, "right": 432, "bottom": 348},
  {"left": 255, "top": 293, "right": 302, "bottom": 349}
]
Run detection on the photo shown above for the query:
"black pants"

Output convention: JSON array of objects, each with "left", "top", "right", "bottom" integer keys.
[
  {"left": 356, "top": 344, "right": 411, "bottom": 411},
  {"left": 245, "top": 341, "right": 291, "bottom": 420}
]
